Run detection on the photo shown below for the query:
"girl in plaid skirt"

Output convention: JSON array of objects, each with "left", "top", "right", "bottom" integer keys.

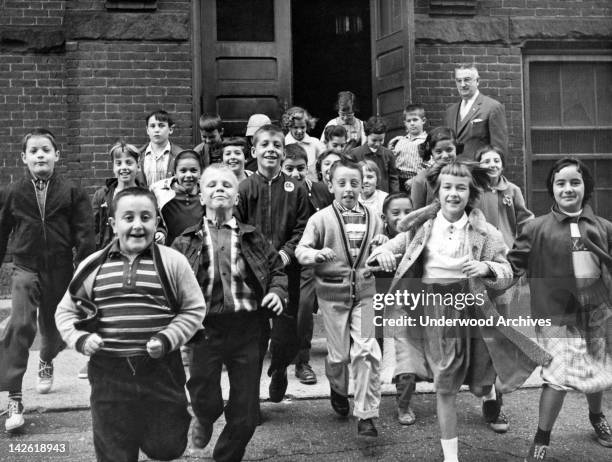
[{"left": 508, "top": 157, "right": 612, "bottom": 461}]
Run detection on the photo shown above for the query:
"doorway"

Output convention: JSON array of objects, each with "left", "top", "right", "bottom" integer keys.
[{"left": 291, "top": 0, "right": 372, "bottom": 138}]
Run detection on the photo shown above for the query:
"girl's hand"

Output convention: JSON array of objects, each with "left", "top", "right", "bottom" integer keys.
[
  {"left": 154, "top": 232, "right": 166, "bottom": 244},
  {"left": 83, "top": 334, "right": 104, "bottom": 356},
  {"left": 388, "top": 136, "right": 402, "bottom": 151},
  {"left": 462, "top": 260, "right": 491, "bottom": 278},
  {"left": 315, "top": 248, "right": 336, "bottom": 263},
  {"left": 370, "top": 234, "right": 389, "bottom": 247},
  {"left": 262, "top": 293, "right": 283, "bottom": 315},
  {"left": 367, "top": 249, "right": 397, "bottom": 273},
  {"left": 146, "top": 338, "right": 164, "bottom": 358}
]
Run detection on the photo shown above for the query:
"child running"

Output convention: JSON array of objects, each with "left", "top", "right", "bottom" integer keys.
[
  {"left": 297, "top": 157, "right": 386, "bottom": 437},
  {"left": 369, "top": 160, "right": 550, "bottom": 462},
  {"left": 507, "top": 157, "right": 612, "bottom": 461}
]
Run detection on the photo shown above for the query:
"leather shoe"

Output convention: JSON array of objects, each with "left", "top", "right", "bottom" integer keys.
[
  {"left": 269, "top": 368, "right": 288, "bottom": 402},
  {"left": 357, "top": 418, "right": 378, "bottom": 437},
  {"left": 330, "top": 388, "right": 349, "bottom": 417},
  {"left": 192, "top": 419, "right": 213, "bottom": 449}
]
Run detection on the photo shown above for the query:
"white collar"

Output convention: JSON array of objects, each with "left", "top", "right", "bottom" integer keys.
[
  {"left": 145, "top": 141, "right": 171, "bottom": 157},
  {"left": 435, "top": 210, "right": 468, "bottom": 230},
  {"left": 461, "top": 90, "right": 480, "bottom": 108}
]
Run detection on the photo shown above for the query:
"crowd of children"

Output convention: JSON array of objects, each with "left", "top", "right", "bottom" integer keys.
[{"left": 0, "top": 86, "right": 610, "bottom": 462}]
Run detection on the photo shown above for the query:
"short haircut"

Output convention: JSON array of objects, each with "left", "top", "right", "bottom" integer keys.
[
  {"left": 315, "top": 149, "right": 342, "bottom": 181},
  {"left": 282, "top": 106, "right": 317, "bottom": 131},
  {"left": 382, "top": 192, "right": 412, "bottom": 214},
  {"left": 112, "top": 187, "right": 158, "bottom": 217},
  {"left": 200, "top": 163, "right": 239, "bottom": 189},
  {"left": 428, "top": 160, "right": 489, "bottom": 209},
  {"left": 252, "top": 124, "right": 284, "bottom": 147},
  {"left": 455, "top": 64, "right": 479, "bottom": 78},
  {"left": 422, "top": 126, "right": 457, "bottom": 162},
  {"left": 364, "top": 116, "right": 387, "bottom": 136},
  {"left": 403, "top": 103, "right": 426, "bottom": 119},
  {"left": 360, "top": 159, "right": 381, "bottom": 186},
  {"left": 329, "top": 157, "right": 362, "bottom": 182},
  {"left": 546, "top": 157, "right": 594, "bottom": 204},
  {"left": 174, "top": 150, "right": 203, "bottom": 170},
  {"left": 22, "top": 128, "right": 58, "bottom": 152},
  {"left": 475, "top": 145, "right": 505, "bottom": 168},
  {"left": 284, "top": 143, "right": 308, "bottom": 164},
  {"left": 199, "top": 113, "right": 223, "bottom": 132},
  {"left": 323, "top": 125, "right": 347, "bottom": 142},
  {"left": 109, "top": 138, "right": 140, "bottom": 162},
  {"left": 146, "top": 110, "right": 174, "bottom": 127},
  {"left": 335, "top": 90, "right": 358, "bottom": 112},
  {"left": 222, "top": 137, "right": 248, "bottom": 155}
]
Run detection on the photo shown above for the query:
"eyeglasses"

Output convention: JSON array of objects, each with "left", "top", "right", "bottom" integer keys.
[
  {"left": 339, "top": 111, "right": 354, "bottom": 117},
  {"left": 455, "top": 77, "right": 475, "bottom": 84}
]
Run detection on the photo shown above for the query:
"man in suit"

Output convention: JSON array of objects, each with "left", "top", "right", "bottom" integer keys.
[{"left": 445, "top": 64, "right": 508, "bottom": 159}]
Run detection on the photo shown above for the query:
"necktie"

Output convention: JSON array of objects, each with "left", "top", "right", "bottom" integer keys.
[{"left": 35, "top": 179, "right": 47, "bottom": 191}]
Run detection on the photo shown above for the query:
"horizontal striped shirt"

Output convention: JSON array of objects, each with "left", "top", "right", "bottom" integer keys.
[
  {"left": 92, "top": 244, "right": 174, "bottom": 357},
  {"left": 334, "top": 201, "right": 367, "bottom": 263}
]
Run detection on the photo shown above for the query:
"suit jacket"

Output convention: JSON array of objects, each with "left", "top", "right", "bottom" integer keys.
[
  {"left": 348, "top": 144, "right": 400, "bottom": 193},
  {"left": 445, "top": 93, "right": 508, "bottom": 159}
]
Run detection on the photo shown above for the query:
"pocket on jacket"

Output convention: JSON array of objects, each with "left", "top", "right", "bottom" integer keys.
[{"left": 471, "top": 119, "right": 488, "bottom": 137}]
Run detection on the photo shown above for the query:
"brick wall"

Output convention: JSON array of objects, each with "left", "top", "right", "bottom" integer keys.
[
  {"left": 416, "top": 0, "right": 611, "bottom": 16},
  {"left": 0, "top": 0, "right": 65, "bottom": 26}
]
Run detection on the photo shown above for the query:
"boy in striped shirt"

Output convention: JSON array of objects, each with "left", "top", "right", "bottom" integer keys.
[{"left": 55, "top": 187, "right": 206, "bottom": 462}]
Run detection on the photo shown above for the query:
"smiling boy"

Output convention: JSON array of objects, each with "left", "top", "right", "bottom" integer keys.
[
  {"left": 55, "top": 187, "right": 205, "bottom": 462},
  {"left": 296, "top": 157, "right": 386, "bottom": 438}
]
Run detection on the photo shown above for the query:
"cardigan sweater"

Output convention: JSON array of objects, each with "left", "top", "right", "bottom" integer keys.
[{"left": 296, "top": 203, "right": 383, "bottom": 304}]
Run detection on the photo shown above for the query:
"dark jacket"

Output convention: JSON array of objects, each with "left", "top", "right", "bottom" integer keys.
[
  {"left": 91, "top": 178, "right": 118, "bottom": 250},
  {"left": 507, "top": 205, "right": 612, "bottom": 325},
  {"left": 306, "top": 180, "right": 333, "bottom": 215},
  {"left": 349, "top": 144, "right": 400, "bottom": 193},
  {"left": 235, "top": 171, "right": 310, "bottom": 264},
  {"left": 172, "top": 219, "right": 288, "bottom": 315},
  {"left": 136, "top": 141, "right": 184, "bottom": 187},
  {"left": 0, "top": 173, "right": 95, "bottom": 270}
]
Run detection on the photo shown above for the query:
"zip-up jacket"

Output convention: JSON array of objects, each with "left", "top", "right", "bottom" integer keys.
[
  {"left": 92, "top": 177, "right": 118, "bottom": 250},
  {"left": 235, "top": 171, "right": 310, "bottom": 264},
  {"left": 0, "top": 173, "right": 95, "bottom": 270}
]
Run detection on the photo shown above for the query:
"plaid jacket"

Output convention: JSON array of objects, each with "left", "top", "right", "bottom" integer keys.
[{"left": 172, "top": 218, "right": 288, "bottom": 315}]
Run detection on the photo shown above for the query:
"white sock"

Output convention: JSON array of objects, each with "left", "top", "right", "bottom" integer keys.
[
  {"left": 441, "top": 437, "right": 458, "bottom": 462},
  {"left": 482, "top": 387, "right": 496, "bottom": 402}
]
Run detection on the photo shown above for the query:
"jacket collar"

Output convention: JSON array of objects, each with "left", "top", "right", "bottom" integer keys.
[
  {"left": 551, "top": 203, "right": 597, "bottom": 224},
  {"left": 182, "top": 217, "right": 257, "bottom": 239},
  {"left": 398, "top": 200, "right": 488, "bottom": 235}
]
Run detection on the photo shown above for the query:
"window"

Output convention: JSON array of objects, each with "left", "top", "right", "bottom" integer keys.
[{"left": 525, "top": 55, "right": 612, "bottom": 219}]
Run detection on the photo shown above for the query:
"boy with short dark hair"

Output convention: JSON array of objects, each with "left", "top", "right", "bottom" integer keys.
[
  {"left": 174, "top": 164, "right": 287, "bottom": 461},
  {"left": 387, "top": 103, "right": 428, "bottom": 193},
  {"left": 323, "top": 125, "right": 348, "bottom": 155},
  {"left": 0, "top": 128, "right": 95, "bottom": 432},
  {"left": 55, "top": 187, "right": 206, "bottom": 462},
  {"left": 140, "top": 110, "right": 184, "bottom": 186},
  {"left": 296, "top": 157, "right": 386, "bottom": 437},
  {"left": 236, "top": 124, "right": 310, "bottom": 403},
  {"left": 194, "top": 113, "right": 224, "bottom": 167},
  {"left": 349, "top": 116, "right": 399, "bottom": 194}
]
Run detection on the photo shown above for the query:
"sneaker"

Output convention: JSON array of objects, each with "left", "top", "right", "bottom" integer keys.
[
  {"left": 191, "top": 419, "right": 213, "bottom": 449},
  {"left": 5, "top": 399, "right": 24, "bottom": 433},
  {"left": 483, "top": 393, "right": 509, "bottom": 433},
  {"left": 397, "top": 405, "right": 416, "bottom": 425},
  {"left": 36, "top": 360, "right": 53, "bottom": 394},
  {"left": 591, "top": 413, "right": 612, "bottom": 447},
  {"left": 268, "top": 368, "right": 288, "bottom": 403},
  {"left": 357, "top": 418, "right": 378, "bottom": 437},
  {"left": 78, "top": 363, "right": 88, "bottom": 379},
  {"left": 295, "top": 363, "right": 317, "bottom": 385},
  {"left": 330, "top": 388, "right": 350, "bottom": 417},
  {"left": 524, "top": 442, "right": 548, "bottom": 461}
]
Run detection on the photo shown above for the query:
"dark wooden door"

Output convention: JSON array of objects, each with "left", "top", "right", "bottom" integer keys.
[
  {"left": 201, "top": 0, "right": 292, "bottom": 135},
  {"left": 370, "top": 0, "right": 414, "bottom": 139}
]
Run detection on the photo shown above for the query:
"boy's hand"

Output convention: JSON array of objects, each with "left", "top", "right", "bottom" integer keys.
[
  {"left": 315, "top": 248, "right": 336, "bottom": 263},
  {"left": 388, "top": 136, "right": 402, "bottom": 151},
  {"left": 404, "top": 178, "right": 414, "bottom": 190},
  {"left": 262, "top": 293, "right": 283, "bottom": 315},
  {"left": 370, "top": 234, "right": 389, "bottom": 247},
  {"left": 146, "top": 338, "right": 164, "bottom": 358},
  {"left": 462, "top": 260, "right": 491, "bottom": 278},
  {"left": 154, "top": 232, "right": 166, "bottom": 244},
  {"left": 367, "top": 249, "right": 397, "bottom": 273},
  {"left": 83, "top": 334, "right": 104, "bottom": 356}
]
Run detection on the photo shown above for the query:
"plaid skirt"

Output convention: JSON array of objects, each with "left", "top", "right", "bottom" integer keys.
[{"left": 537, "top": 278, "right": 612, "bottom": 393}]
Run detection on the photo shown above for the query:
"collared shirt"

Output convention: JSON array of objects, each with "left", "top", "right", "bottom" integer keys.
[
  {"left": 334, "top": 200, "right": 367, "bottom": 262},
  {"left": 460, "top": 90, "right": 480, "bottom": 120},
  {"left": 393, "top": 131, "right": 427, "bottom": 176},
  {"left": 205, "top": 217, "right": 258, "bottom": 315},
  {"left": 143, "top": 141, "right": 171, "bottom": 185},
  {"left": 31, "top": 175, "right": 50, "bottom": 220},
  {"left": 422, "top": 210, "right": 470, "bottom": 283}
]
